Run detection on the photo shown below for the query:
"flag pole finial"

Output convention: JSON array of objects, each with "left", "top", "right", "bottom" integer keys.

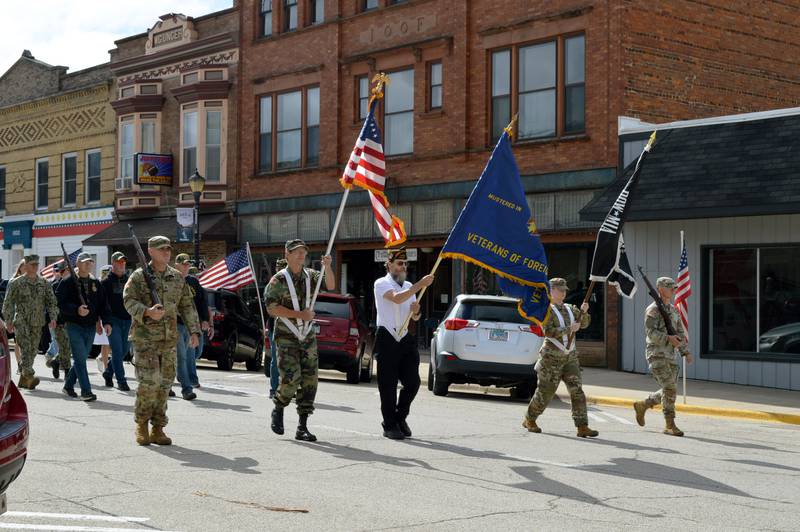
[
  {"left": 368, "top": 72, "right": 391, "bottom": 106},
  {"left": 503, "top": 114, "right": 519, "bottom": 138},
  {"left": 644, "top": 130, "right": 657, "bottom": 151}
]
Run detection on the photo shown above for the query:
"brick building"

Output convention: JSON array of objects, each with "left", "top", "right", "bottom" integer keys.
[
  {"left": 235, "top": 0, "right": 799, "bottom": 366},
  {"left": 85, "top": 9, "right": 239, "bottom": 267},
  {"left": 0, "top": 51, "right": 115, "bottom": 276}
]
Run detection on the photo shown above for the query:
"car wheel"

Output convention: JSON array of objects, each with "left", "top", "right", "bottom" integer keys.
[
  {"left": 216, "top": 333, "right": 236, "bottom": 371},
  {"left": 359, "top": 345, "right": 372, "bottom": 383},
  {"left": 245, "top": 343, "right": 263, "bottom": 372},
  {"left": 427, "top": 363, "right": 434, "bottom": 391},
  {"left": 432, "top": 369, "right": 449, "bottom": 397},
  {"left": 510, "top": 382, "right": 535, "bottom": 400},
  {"left": 346, "top": 353, "right": 361, "bottom": 384}
]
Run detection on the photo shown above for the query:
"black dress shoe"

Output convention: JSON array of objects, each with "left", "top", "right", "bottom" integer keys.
[
  {"left": 397, "top": 419, "right": 412, "bottom": 438},
  {"left": 382, "top": 423, "right": 405, "bottom": 440},
  {"left": 271, "top": 407, "right": 284, "bottom": 435},
  {"left": 118, "top": 382, "right": 131, "bottom": 392},
  {"left": 52, "top": 360, "right": 60, "bottom": 379},
  {"left": 104, "top": 374, "right": 113, "bottom": 387},
  {"left": 168, "top": 389, "right": 176, "bottom": 397},
  {"left": 62, "top": 387, "right": 77, "bottom": 398},
  {"left": 80, "top": 393, "right": 97, "bottom": 402},
  {"left": 182, "top": 391, "right": 197, "bottom": 400}
]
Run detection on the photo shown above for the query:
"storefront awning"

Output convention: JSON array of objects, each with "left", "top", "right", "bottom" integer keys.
[{"left": 82, "top": 213, "right": 235, "bottom": 247}]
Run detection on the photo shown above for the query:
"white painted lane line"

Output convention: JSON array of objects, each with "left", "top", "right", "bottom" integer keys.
[
  {"left": 315, "top": 424, "right": 379, "bottom": 438},
  {"left": 2, "top": 513, "right": 147, "bottom": 523},
  {"left": 0, "top": 525, "right": 176, "bottom": 532},
  {"left": 587, "top": 412, "right": 608, "bottom": 423},
  {"left": 598, "top": 410, "right": 635, "bottom": 425}
]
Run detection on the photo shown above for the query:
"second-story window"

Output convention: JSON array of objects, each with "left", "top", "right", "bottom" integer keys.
[
  {"left": 119, "top": 119, "right": 134, "bottom": 189},
  {"left": 284, "top": 0, "right": 298, "bottom": 32},
  {"left": 62, "top": 153, "right": 77, "bottom": 207},
  {"left": 363, "top": 0, "right": 379, "bottom": 11},
  {"left": 183, "top": 108, "right": 198, "bottom": 181},
  {"left": 358, "top": 75, "right": 370, "bottom": 120},
  {"left": 86, "top": 150, "right": 101, "bottom": 204},
  {"left": 206, "top": 105, "right": 222, "bottom": 182},
  {"left": 564, "top": 34, "right": 585, "bottom": 134},
  {"left": 491, "top": 50, "right": 511, "bottom": 142},
  {"left": 519, "top": 41, "right": 556, "bottom": 139},
  {"left": 36, "top": 158, "right": 49, "bottom": 210},
  {"left": 181, "top": 102, "right": 227, "bottom": 184},
  {"left": 310, "top": 0, "right": 323, "bottom": 24},
  {"left": 384, "top": 68, "right": 414, "bottom": 156},
  {"left": 429, "top": 61, "right": 442, "bottom": 110},
  {"left": 261, "top": 0, "right": 273, "bottom": 36},
  {"left": 259, "top": 86, "right": 320, "bottom": 172},
  {"left": 0, "top": 166, "right": 6, "bottom": 211}
]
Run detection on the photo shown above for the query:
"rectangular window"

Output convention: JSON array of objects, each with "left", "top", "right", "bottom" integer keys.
[
  {"left": 491, "top": 50, "right": 511, "bottom": 142},
  {"left": 364, "top": 0, "right": 378, "bottom": 10},
  {"left": 141, "top": 121, "right": 156, "bottom": 154},
  {"left": 0, "top": 166, "right": 6, "bottom": 211},
  {"left": 119, "top": 120, "right": 134, "bottom": 190},
  {"left": 36, "top": 158, "right": 49, "bottom": 210},
  {"left": 259, "top": 95, "right": 273, "bottom": 172},
  {"left": 182, "top": 72, "right": 198, "bottom": 84},
  {"left": 707, "top": 245, "right": 800, "bottom": 358},
  {"left": 204, "top": 70, "right": 224, "bottom": 81},
  {"left": 429, "top": 61, "right": 442, "bottom": 110},
  {"left": 384, "top": 68, "right": 414, "bottom": 155},
  {"left": 358, "top": 75, "right": 370, "bottom": 120},
  {"left": 284, "top": 0, "right": 298, "bottom": 31},
  {"left": 62, "top": 153, "right": 77, "bottom": 207},
  {"left": 86, "top": 150, "right": 101, "bottom": 204},
  {"left": 518, "top": 41, "right": 556, "bottom": 139},
  {"left": 206, "top": 110, "right": 222, "bottom": 182},
  {"left": 564, "top": 34, "right": 585, "bottom": 134},
  {"left": 183, "top": 111, "right": 198, "bottom": 182},
  {"left": 277, "top": 91, "right": 302, "bottom": 169},
  {"left": 261, "top": 0, "right": 273, "bottom": 36},
  {"left": 306, "top": 87, "right": 320, "bottom": 167},
  {"left": 310, "top": 0, "right": 323, "bottom": 24},
  {"left": 120, "top": 86, "right": 134, "bottom": 98},
  {"left": 140, "top": 84, "right": 158, "bottom": 95}
]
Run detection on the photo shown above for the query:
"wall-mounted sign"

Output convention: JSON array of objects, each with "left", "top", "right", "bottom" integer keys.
[
  {"left": 374, "top": 248, "right": 418, "bottom": 262},
  {"left": 135, "top": 153, "right": 173, "bottom": 186}
]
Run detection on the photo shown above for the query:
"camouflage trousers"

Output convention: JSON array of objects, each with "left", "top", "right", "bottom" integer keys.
[
  {"left": 526, "top": 349, "right": 588, "bottom": 427},
  {"left": 14, "top": 323, "right": 43, "bottom": 377},
  {"left": 273, "top": 339, "right": 318, "bottom": 415},
  {"left": 133, "top": 340, "right": 176, "bottom": 427},
  {"left": 645, "top": 357, "right": 680, "bottom": 418},
  {"left": 54, "top": 325, "right": 73, "bottom": 371}
]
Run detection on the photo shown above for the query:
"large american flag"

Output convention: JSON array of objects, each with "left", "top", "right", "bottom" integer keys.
[
  {"left": 340, "top": 97, "right": 406, "bottom": 247},
  {"left": 41, "top": 248, "right": 81, "bottom": 280},
  {"left": 198, "top": 248, "right": 254, "bottom": 291},
  {"left": 675, "top": 235, "right": 692, "bottom": 339}
]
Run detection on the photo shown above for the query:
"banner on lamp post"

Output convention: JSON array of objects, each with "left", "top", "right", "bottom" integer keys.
[{"left": 176, "top": 207, "right": 194, "bottom": 228}]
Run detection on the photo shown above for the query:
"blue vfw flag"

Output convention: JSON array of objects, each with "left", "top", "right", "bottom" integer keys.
[{"left": 441, "top": 132, "right": 550, "bottom": 325}]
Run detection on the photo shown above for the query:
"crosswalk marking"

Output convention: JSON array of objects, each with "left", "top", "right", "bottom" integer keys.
[
  {"left": 2, "top": 513, "right": 148, "bottom": 523},
  {"left": 597, "top": 410, "right": 635, "bottom": 425},
  {"left": 0, "top": 525, "right": 173, "bottom": 532},
  {"left": 587, "top": 412, "right": 608, "bottom": 423}
]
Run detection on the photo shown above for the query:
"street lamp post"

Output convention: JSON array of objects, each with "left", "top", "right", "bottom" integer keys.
[{"left": 188, "top": 170, "right": 206, "bottom": 269}]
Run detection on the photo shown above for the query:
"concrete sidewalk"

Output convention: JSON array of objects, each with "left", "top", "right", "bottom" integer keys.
[{"left": 420, "top": 363, "right": 800, "bottom": 425}]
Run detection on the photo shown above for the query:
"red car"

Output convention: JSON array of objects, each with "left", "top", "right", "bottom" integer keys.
[
  {"left": 313, "top": 293, "right": 373, "bottom": 384},
  {"left": 0, "top": 324, "right": 29, "bottom": 511}
]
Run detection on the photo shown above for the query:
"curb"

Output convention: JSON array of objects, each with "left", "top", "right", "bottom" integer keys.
[{"left": 583, "top": 394, "right": 800, "bottom": 426}]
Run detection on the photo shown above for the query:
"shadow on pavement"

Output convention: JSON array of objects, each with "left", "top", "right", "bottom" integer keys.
[
  {"left": 314, "top": 402, "right": 361, "bottom": 414},
  {"left": 684, "top": 435, "right": 795, "bottom": 454},
  {"left": 294, "top": 440, "right": 435, "bottom": 470},
  {"left": 151, "top": 445, "right": 260, "bottom": 474},
  {"left": 187, "top": 398, "right": 252, "bottom": 413},
  {"left": 547, "top": 433, "right": 683, "bottom": 455},
  {"left": 723, "top": 459, "right": 800, "bottom": 473},
  {"left": 196, "top": 385, "right": 252, "bottom": 398}
]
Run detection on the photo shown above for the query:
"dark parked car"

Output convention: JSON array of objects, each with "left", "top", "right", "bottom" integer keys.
[
  {"left": 202, "top": 289, "right": 264, "bottom": 371},
  {"left": 0, "top": 324, "right": 29, "bottom": 511},
  {"left": 313, "top": 293, "right": 373, "bottom": 384}
]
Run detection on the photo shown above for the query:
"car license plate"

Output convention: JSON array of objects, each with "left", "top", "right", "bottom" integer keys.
[
  {"left": 313, "top": 324, "right": 321, "bottom": 334},
  {"left": 489, "top": 329, "right": 508, "bottom": 342}
]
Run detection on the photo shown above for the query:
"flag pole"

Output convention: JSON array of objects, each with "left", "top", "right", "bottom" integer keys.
[
  {"left": 303, "top": 74, "right": 390, "bottom": 336},
  {"left": 245, "top": 242, "right": 267, "bottom": 339},
  {"left": 681, "top": 230, "right": 687, "bottom": 405}
]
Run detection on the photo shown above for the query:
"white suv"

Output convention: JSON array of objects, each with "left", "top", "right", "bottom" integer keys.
[{"left": 428, "top": 295, "right": 543, "bottom": 399}]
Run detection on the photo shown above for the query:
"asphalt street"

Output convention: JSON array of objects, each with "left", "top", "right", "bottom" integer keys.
[{"left": 1, "top": 357, "right": 798, "bottom": 532}]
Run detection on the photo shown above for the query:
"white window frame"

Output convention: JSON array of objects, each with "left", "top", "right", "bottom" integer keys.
[
  {"left": 35, "top": 157, "right": 49, "bottom": 211},
  {"left": 61, "top": 152, "right": 78, "bottom": 208},
  {"left": 85, "top": 149, "right": 102, "bottom": 205},
  {"left": 180, "top": 101, "right": 228, "bottom": 185}
]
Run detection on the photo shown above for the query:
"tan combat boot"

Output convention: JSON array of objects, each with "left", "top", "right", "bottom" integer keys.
[
  {"left": 150, "top": 425, "right": 173, "bottom": 446},
  {"left": 663, "top": 416, "right": 684, "bottom": 437},
  {"left": 136, "top": 422, "right": 150, "bottom": 446},
  {"left": 522, "top": 417, "right": 542, "bottom": 433},
  {"left": 633, "top": 401, "right": 650, "bottom": 426},
  {"left": 577, "top": 425, "right": 599, "bottom": 438},
  {"left": 17, "top": 375, "right": 38, "bottom": 390}
]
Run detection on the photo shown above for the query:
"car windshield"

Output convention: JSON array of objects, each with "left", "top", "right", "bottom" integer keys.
[
  {"left": 455, "top": 301, "right": 527, "bottom": 324},
  {"left": 314, "top": 299, "right": 351, "bottom": 319}
]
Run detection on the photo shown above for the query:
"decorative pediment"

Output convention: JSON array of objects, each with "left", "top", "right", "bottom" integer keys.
[{"left": 145, "top": 13, "right": 198, "bottom": 55}]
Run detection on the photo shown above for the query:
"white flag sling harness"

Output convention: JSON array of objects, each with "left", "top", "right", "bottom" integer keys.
[
  {"left": 278, "top": 268, "right": 312, "bottom": 341},
  {"left": 546, "top": 304, "right": 576, "bottom": 353}
]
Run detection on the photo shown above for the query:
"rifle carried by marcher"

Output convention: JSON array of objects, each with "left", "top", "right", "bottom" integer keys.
[
  {"left": 637, "top": 265, "right": 676, "bottom": 336},
  {"left": 60, "top": 242, "right": 86, "bottom": 307},
  {"left": 128, "top": 224, "right": 161, "bottom": 307}
]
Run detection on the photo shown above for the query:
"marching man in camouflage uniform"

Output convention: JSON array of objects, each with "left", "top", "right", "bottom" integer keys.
[
  {"left": 523, "top": 278, "right": 599, "bottom": 438},
  {"left": 634, "top": 277, "right": 693, "bottom": 436},
  {"left": 266, "top": 239, "right": 334, "bottom": 442},
  {"left": 2, "top": 255, "right": 58, "bottom": 390},
  {"left": 124, "top": 236, "right": 200, "bottom": 446}
]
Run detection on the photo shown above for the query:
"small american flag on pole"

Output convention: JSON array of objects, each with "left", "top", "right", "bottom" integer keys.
[
  {"left": 198, "top": 248, "right": 254, "bottom": 291},
  {"left": 675, "top": 232, "right": 692, "bottom": 339},
  {"left": 340, "top": 80, "right": 406, "bottom": 247},
  {"left": 41, "top": 248, "right": 81, "bottom": 280}
]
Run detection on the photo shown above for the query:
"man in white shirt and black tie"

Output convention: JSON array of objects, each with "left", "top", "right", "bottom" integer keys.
[{"left": 373, "top": 247, "right": 434, "bottom": 440}]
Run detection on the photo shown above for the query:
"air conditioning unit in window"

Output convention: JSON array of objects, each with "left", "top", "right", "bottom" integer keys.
[{"left": 115, "top": 177, "right": 132, "bottom": 191}]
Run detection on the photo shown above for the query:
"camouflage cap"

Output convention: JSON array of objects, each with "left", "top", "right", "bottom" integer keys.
[
  {"left": 111, "top": 251, "right": 127, "bottom": 262},
  {"left": 285, "top": 239, "right": 308, "bottom": 252},
  {"left": 148, "top": 235, "right": 172, "bottom": 249},
  {"left": 657, "top": 277, "right": 677, "bottom": 289},
  {"left": 549, "top": 277, "right": 569, "bottom": 290},
  {"left": 175, "top": 253, "right": 192, "bottom": 265},
  {"left": 388, "top": 247, "right": 407, "bottom": 262},
  {"left": 276, "top": 258, "right": 288, "bottom": 269},
  {"left": 23, "top": 254, "right": 39, "bottom": 264},
  {"left": 52, "top": 261, "right": 66, "bottom": 272},
  {"left": 77, "top": 252, "right": 94, "bottom": 263}
]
